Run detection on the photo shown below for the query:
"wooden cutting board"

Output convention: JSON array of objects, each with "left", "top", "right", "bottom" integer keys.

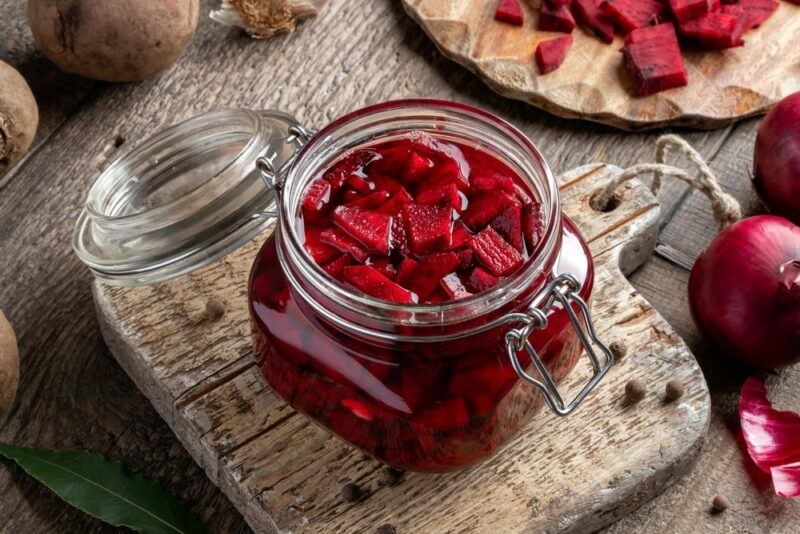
[
  {"left": 93, "top": 164, "right": 710, "bottom": 533},
  {"left": 401, "top": 0, "right": 800, "bottom": 131}
]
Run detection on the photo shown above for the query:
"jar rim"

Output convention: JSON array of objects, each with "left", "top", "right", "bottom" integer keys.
[{"left": 277, "top": 99, "right": 563, "bottom": 328}]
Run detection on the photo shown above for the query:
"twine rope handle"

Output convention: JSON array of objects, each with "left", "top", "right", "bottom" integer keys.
[{"left": 594, "top": 134, "right": 742, "bottom": 229}]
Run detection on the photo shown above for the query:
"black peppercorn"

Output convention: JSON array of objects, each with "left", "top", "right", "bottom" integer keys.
[
  {"left": 341, "top": 482, "right": 362, "bottom": 502},
  {"left": 379, "top": 467, "right": 404, "bottom": 486},
  {"left": 376, "top": 524, "right": 396, "bottom": 534},
  {"left": 625, "top": 379, "right": 646, "bottom": 403},
  {"left": 712, "top": 494, "right": 730, "bottom": 513},
  {"left": 665, "top": 380, "right": 684, "bottom": 402}
]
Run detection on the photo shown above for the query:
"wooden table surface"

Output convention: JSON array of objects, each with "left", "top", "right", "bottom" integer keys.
[{"left": 0, "top": 1, "right": 797, "bottom": 532}]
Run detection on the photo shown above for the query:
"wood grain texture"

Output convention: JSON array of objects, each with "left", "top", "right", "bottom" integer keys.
[
  {"left": 94, "top": 164, "right": 710, "bottom": 533},
  {"left": 400, "top": 0, "right": 800, "bottom": 131}
]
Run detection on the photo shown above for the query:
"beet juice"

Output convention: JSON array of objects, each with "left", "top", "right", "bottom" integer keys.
[{"left": 249, "top": 101, "right": 604, "bottom": 471}]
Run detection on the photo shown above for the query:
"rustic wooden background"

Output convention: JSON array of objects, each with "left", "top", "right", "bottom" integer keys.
[{"left": 0, "top": 1, "right": 797, "bottom": 532}]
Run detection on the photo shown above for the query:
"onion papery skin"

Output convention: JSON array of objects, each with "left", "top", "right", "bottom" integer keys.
[
  {"left": 753, "top": 91, "right": 800, "bottom": 224},
  {"left": 689, "top": 215, "right": 800, "bottom": 369}
]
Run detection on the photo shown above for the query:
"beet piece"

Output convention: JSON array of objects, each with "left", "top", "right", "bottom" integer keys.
[
  {"left": 425, "top": 158, "right": 472, "bottom": 193},
  {"left": 425, "top": 290, "right": 449, "bottom": 304},
  {"left": 441, "top": 273, "right": 473, "bottom": 300},
  {"left": 470, "top": 226, "right": 525, "bottom": 276},
  {"left": 449, "top": 221, "right": 472, "bottom": 251},
  {"left": 678, "top": 11, "right": 744, "bottom": 48},
  {"left": 402, "top": 152, "right": 434, "bottom": 184},
  {"left": 344, "top": 174, "right": 375, "bottom": 194},
  {"left": 378, "top": 188, "right": 413, "bottom": 215},
  {"left": 391, "top": 218, "right": 412, "bottom": 257},
  {"left": 324, "top": 149, "right": 379, "bottom": 193},
  {"left": 322, "top": 253, "right": 354, "bottom": 280},
  {"left": 304, "top": 226, "right": 340, "bottom": 264},
  {"left": 320, "top": 227, "right": 369, "bottom": 262},
  {"left": 395, "top": 257, "right": 418, "bottom": 286},
  {"left": 600, "top": 0, "right": 667, "bottom": 31},
  {"left": 415, "top": 397, "right": 470, "bottom": 430},
  {"left": 461, "top": 190, "right": 520, "bottom": 230},
  {"left": 416, "top": 183, "right": 462, "bottom": 210},
  {"left": 346, "top": 190, "right": 390, "bottom": 209},
  {"left": 724, "top": 0, "right": 778, "bottom": 31},
  {"left": 367, "top": 144, "right": 411, "bottom": 177},
  {"left": 402, "top": 252, "right": 459, "bottom": 301},
  {"left": 343, "top": 265, "right": 419, "bottom": 304},
  {"left": 491, "top": 205, "right": 524, "bottom": 252},
  {"left": 367, "top": 257, "right": 397, "bottom": 280},
  {"left": 302, "top": 178, "right": 332, "bottom": 222},
  {"left": 572, "top": 0, "right": 615, "bottom": 43},
  {"left": 466, "top": 266, "right": 501, "bottom": 293},
  {"left": 539, "top": 1, "right": 577, "bottom": 33},
  {"left": 522, "top": 202, "right": 546, "bottom": 252},
  {"left": 668, "top": 0, "right": 719, "bottom": 23},
  {"left": 470, "top": 172, "right": 517, "bottom": 196},
  {"left": 371, "top": 174, "right": 403, "bottom": 194},
  {"left": 343, "top": 189, "right": 362, "bottom": 204},
  {"left": 333, "top": 205, "right": 393, "bottom": 256},
  {"left": 623, "top": 23, "right": 688, "bottom": 96},
  {"left": 409, "top": 133, "right": 471, "bottom": 190},
  {"left": 455, "top": 248, "right": 475, "bottom": 270},
  {"left": 401, "top": 203, "right": 453, "bottom": 256},
  {"left": 495, "top": 0, "right": 524, "bottom": 25},
  {"left": 536, "top": 35, "right": 573, "bottom": 74}
]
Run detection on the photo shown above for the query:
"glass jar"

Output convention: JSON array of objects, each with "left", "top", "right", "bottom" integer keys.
[{"left": 74, "top": 100, "right": 613, "bottom": 473}]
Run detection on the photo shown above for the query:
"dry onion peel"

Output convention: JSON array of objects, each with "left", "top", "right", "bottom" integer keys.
[
  {"left": 739, "top": 377, "right": 800, "bottom": 497},
  {"left": 210, "top": 0, "right": 328, "bottom": 39}
]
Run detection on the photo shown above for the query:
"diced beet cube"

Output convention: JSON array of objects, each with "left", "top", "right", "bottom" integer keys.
[
  {"left": 402, "top": 252, "right": 459, "bottom": 301},
  {"left": 469, "top": 172, "right": 517, "bottom": 196},
  {"left": 379, "top": 188, "right": 413, "bottom": 215},
  {"left": 320, "top": 227, "right": 369, "bottom": 262},
  {"left": 441, "top": 273, "right": 473, "bottom": 300},
  {"left": 322, "top": 253, "right": 354, "bottom": 280},
  {"left": 333, "top": 205, "right": 393, "bottom": 256},
  {"left": 539, "top": 1, "right": 577, "bottom": 33},
  {"left": 678, "top": 11, "right": 744, "bottom": 49},
  {"left": 395, "top": 257, "right": 418, "bottom": 286},
  {"left": 402, "top": 152, "right": 434, "bottom": 184},
  {"left": 415, "top": 397, "right": 470, "bottom": 430},
  {"left": 572, "top": 0, "right": 615, "bottom": 43},
  {"left": 466, "top": 266, "right": 500, "bottom": 293},
  {"left": 367, "top": 257, "right": 396, "bottom": 280},
  {"left": 449, "top": 221, "right": 472, "bottom": 251},
  {"left": 470, "top": 226, "right": 525, "bottom": 276},
  {"left": 346, "top": 190, "right": 390, "bottom": 209},
  {"left": 623, "top": 23, "right": 688, "bottom": 96},
  {"left": 391, "top": 218, "right": 412, "bottom": 257},
  {"left": 522, "top": 202, "right": 546, "bottom": 252},
  {"left": 343, "top": 189, "right": 362, "bottom": 204},
  {"left": 536, "top": 35, "right": 573, "bottom": 74},
  {"left": 371, "top": 174, "right": 403, "bottom": 194},
  {"left": 324, "top": 150, "right": 379, "bottom": 192},
  {"left": 409, "top": 133, "right": 471, "bottom": 190},
  {"left": 455, "top": 248, "right": 475, "bottom": 270},
  {"left": 600, "top": 0, "right": 667, "bottom": 32},
  {"left": 343, "top": 265, "right": 419, "bottom": 304},
  {"left": 304, "top": 226, "right": 340, "bottom": 264},
  {"left": 495, "top": 0, "right": 524, "bottom": 25},
  {"left": 461, "top": 191, "right": 520, "bottom": 231},
  {"left": 402, "top": 203, "right": 453, "bottom": 256},
  {"left": 344, "top": 174, "right": 375, "bottom": 194},
  {"left": 302, "top": 178, "right": 332, "bottom": 221},
  {"left": 367, "top": 144, "right": 411, "bottom": 177},
  {"left": 416, "top": 183, "right": 463, "bottom": 210},
  {"left": 731, "top": 0, "right": 779, "bottom": 30},
  {"left": 668, "top": 0, "right": 720, "bottom": 23},
  {"left": 491, "top": 205, "right": 524, "bottom": 252}
]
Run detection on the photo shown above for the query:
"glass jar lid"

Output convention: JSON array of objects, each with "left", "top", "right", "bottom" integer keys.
[{"left": 73, "top": 109, "right": 300, "bottom": 286}]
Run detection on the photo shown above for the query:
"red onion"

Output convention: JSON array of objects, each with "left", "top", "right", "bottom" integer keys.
[
  {"left": 753, "top": 91, "right": 800, "bottom": 224},
  {"left": 739, "top": 377, "right": 800, "bottom": 498},
  {"left": 689, "top": 215, "right": 800, "bottom": 369}
]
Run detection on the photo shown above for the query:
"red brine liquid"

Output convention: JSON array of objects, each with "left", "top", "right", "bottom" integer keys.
[{"left": 249, "top": 131, "right": 594, "bottom": 471}]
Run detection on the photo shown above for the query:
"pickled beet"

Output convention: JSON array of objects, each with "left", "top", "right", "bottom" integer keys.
[{"left": 298, "top": 134, "right": 546, "bottom": 304}]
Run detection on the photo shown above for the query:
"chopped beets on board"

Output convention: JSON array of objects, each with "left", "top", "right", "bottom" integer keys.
[
  {"left": 536, "top": 35, "right": 573, "bottom": 74},
  {"left": 539, "top": 1, "right": 577, "bottom": 33},
  {"left": 600, "top": 0, "right": 667, "bottom": 32},
  {"left": 343, "top": 265, "right": 418, "bottom": 304},
  {"left": 668, "top": 0, "right": 720, "bottom": 23},
  {"left": 470, "top": 226, "right": 525, "bottom": 277},
  {"left": 333, "top": 205, "right": 392, "bottom": 256},
  {"left": 572, "top": 0, "right": 615, "bottom": 43},
  {"left": 495, "top": 0, "right": 525, "bottom": 25},
  {"left": 402, "top": 203, "right": 453, "bottom": 256},
  {"left": 731, "top": 0, "right": 779, "bottom": 30},
  {"left": 677, "top": 11, "right": 744, "bottom": 49},
  {"left": 622, "top": 23, "right": 688, "bottom": 97}
]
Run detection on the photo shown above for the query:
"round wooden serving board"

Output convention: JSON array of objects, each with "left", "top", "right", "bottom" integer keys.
[
  {"left": 93, "top": 165, "right": 710, "bottom": 533},
  {"left": 401, "top": 0, "right": 800, "bottom": 131}
]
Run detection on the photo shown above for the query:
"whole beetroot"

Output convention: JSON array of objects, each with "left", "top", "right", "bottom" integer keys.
[
  {"left": 0, "top": 60, "right": 38, "bottom": 174},
  {"left": 27, "top": 0, "right": 199, "bottom": 82}
]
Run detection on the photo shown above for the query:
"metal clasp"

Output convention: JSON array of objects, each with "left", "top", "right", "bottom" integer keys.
[
  {"left": 505, "top": 273, "right": 614, "bottom": 416},
  {"left": 251, "top": 124, "right": 316, "bottom": 220}
]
